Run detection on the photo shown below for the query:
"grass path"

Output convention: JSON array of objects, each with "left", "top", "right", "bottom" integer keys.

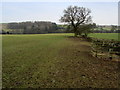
[{"left": 2, "top": 34, "right": 119, "bottom": 88}]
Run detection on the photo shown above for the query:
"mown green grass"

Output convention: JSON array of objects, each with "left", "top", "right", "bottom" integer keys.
[{"left": 89, "top": 33, "right": 119, "bottom": 41}]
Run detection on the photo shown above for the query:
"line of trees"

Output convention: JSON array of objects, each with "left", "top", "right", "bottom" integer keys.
[
  {"left": 1, "top": 22, "right": 119, "bottom": 34},
  {"left": 93, "top": 25, "right": 119, "bottom": 33},
  {"left": 2, "top": 21, "right": 59, "bottom": 34}
]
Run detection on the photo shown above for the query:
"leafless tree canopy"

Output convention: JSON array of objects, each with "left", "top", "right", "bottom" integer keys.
[{"left": 60, "top": 6, "right": 92, "bottom": 36}]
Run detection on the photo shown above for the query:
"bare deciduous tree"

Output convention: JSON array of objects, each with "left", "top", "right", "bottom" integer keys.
[{"left": 60, "top": 6, "right": 92, "bottom": 36}]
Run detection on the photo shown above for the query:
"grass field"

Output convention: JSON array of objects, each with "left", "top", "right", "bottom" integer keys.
[
  {"left": 2, "top": 33, "right": 119, "bottom": 88},
  {"left": 89, "top": 33, "right": 119, "bottom": 41}
]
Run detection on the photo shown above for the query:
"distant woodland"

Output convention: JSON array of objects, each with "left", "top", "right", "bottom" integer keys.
[
  {"left": 1, "top": 21, "right": 66, "bottom": 34},
  {"left": 0, "top": 21, "right": 119, "bottom": 34}
]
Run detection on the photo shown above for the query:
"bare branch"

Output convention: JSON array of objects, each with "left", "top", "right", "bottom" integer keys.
[{"left": 60, "top": 5, "right": 92, "bottom": 36}]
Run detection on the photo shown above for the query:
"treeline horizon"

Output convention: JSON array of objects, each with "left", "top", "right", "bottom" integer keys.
[
  {"left": 0, "top": 21, "right": 120, "bottom": 34},
  {"left": 1, "top": 21, "right": 60, "bottom": 34}
]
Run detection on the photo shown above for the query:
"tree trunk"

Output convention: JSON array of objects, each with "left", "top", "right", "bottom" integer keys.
[
  {"left": 74, "top": 30, "right": 79, "bottom": 37},
  {"left": 74, "top": 28, "right": 78, "bottom": 37}
]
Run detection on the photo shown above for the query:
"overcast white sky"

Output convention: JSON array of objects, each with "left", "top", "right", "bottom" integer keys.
[{"left": 1, "top": 0, "right": 119, "bottom": 25}]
